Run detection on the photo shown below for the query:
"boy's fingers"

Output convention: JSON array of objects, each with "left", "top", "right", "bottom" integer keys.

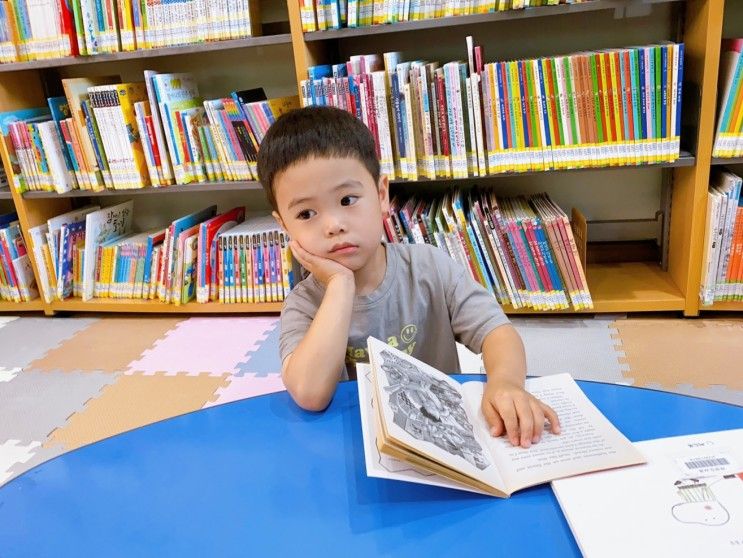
[
  {"left": 530, "top": 400, "right": 545, "bottom": 443},
  {"left": 497, "top": 400, "right": 519, "bottom": 446},
  {"left": 540, "top": 402, "right": 561, "bottom": 434},
  {"left": 482, "top": 401, "right": 504, "bottom": 437},
  {"left": 514, "top": 396, "right": 534, "bottom": 448},
  {"left": 290, "top": 242, "right": 314, "bottom": 268}
]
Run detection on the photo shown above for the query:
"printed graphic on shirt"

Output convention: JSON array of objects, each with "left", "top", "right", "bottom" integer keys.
[{"left": 346, "top": 324, "right": 418, "bottom": 375}]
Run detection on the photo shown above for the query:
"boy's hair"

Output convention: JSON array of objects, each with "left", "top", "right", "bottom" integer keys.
[{"left": 257, "top": 106, "right": 380, "bottom": 211}]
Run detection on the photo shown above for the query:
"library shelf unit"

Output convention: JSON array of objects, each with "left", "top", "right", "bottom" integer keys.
[{"left": 0, "top": 0, "right": 733, "bottom": 317}]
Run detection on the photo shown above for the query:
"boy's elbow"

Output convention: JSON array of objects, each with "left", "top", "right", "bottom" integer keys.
[
  {"left": 284, "top": 374, "right": 333, "bottom": 411},
  {"left": 294, "top": 392, "right": 332, "bottom": 412}
]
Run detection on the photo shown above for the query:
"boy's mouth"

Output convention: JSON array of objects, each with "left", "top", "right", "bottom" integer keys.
[{"left": 330, "top": 242, "right": 358, "bottom": 255}]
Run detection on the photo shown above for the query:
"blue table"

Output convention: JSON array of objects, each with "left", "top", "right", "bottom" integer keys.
[{"left": 1, "top": 377, "right": 742, "bottom": 557}]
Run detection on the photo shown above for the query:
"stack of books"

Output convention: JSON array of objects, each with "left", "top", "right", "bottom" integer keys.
[
  {"left": 299, "top": 0, "right": 594, "bottom": 33},
  {"left": 700, "top": 169, "right": 743, "bottom": 305},
  {"left": 0, "top": 75, "right": 299, "bottom": 194},
  {"left": 0, "top": 211, "right": 38, "bottom": 302},
  {"left": 302, "top": 37, "right": 684, "bottom": 179},
  {"left": 385, "top": 189, "right": 592, "bottom": 310},
  {"left": 0, "top": 0, "right": 259, "bottom": 62},
  {"left": 28, "top": 203, "right": 298, "bottom": 304},
  {"left": 712, "top": 38, "right": 743, "bottom": 159}
]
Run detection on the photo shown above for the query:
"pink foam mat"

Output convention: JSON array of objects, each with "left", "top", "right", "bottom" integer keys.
[
  {"left": 126, "top": 317, "right": 279, "bottom": 376},
  {"left": 203, "top": 374, "right": 286, "bottom": 408}
]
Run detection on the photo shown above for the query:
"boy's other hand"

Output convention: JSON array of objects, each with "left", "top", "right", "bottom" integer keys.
[
  {"left": 290, "top": 241, "right": 354, "bottom": 287},
  {"left": 481, "top": 380, "right": 560, "bottom": 448}
]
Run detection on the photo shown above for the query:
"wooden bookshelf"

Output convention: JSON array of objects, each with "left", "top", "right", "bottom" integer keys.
[
  {"left": 0, "top": 300, "right": 45, "bottom": 312},
  {"left": 0, "top": 0, "right": 734, "bottom": 317},
  {"left": 48, "top": 299, "right": 283, "bottom": 314}
]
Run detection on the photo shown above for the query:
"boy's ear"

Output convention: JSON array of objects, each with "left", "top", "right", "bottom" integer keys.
[
  {"left": 272, "top": 211, "right": 287, "bottom": 232},
  {"left": 378, "top": 175, "right": 390, "bottom": 216}
]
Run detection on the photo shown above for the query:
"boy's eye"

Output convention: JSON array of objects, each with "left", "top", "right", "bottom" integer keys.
[
  {"left": 341, "top": 195, "right": 359, "bottom": 206},
  {"left": 296, "top": 209, "right": 315, "bottom": 220}
]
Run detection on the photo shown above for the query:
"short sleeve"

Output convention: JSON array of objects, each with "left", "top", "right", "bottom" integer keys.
[
  {"left": 435, "top": 248, "right": 510, "bottom": 354},
  {"left": 279, "top": 284, "right": 320, "bottom": 364}
]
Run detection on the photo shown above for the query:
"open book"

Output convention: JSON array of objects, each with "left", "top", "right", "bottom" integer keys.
[
  {"left": 552, "top": 429, "right": 743, "bottom": 557},
  {"left": 357, "top": 336, "right": 646, "bottom": 497}
]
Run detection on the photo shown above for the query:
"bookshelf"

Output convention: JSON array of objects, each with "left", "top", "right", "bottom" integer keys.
[
  {"left": 697, "top": 0, "right": 743, "bottom": 313},
  {"left": 0, "top": 0, "right": 733, "bottom": 317}
]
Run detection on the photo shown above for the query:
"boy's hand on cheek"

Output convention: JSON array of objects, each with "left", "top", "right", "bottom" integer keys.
[
  {"left": 481, "top": 380, "right": 561, "bottom": 449},
  {"left": 290, "top": 241, "right": 354, "bottom": 288}
]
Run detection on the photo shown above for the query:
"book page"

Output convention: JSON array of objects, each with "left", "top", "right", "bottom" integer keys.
[
  {"left": 460, "top": 374, "right": 645, "bottom": 494},
  {"left": 553, "top": 429, "right": 743, "bottom": 557},
  {"left": 356, "top": 364, "right": 491, "bottom": 495},
  {"left": 367, "top": 337, "right": 505, "bottom": 493}
]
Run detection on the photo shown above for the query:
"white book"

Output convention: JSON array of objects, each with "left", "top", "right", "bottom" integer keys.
[
  {"left": 554, "top": 428, "right": 743, "bottom": 558},
  {"left": 37, "top": 121, "right": 76, "bottom": 193},
  {"left": 713, "top": 173, "right": 742, "bottom": 300},
  {"left": 403, "top": 82, "right": 418, "bottom": 180},
  {"left": 357, "top": 337, "right": 645, "bottom": 498},
  {"left": 143, "top": 70, "right": 174, "bottom": 184},
  {"left": 371, "top": 71, "right": 395, "bottom": 179},
  {"left": 46, "top": 205, "right": 100, "bottom": 278},
  {"left": 700, "top": 191, "right": 723, "bottom": 305},
  {"left": 81, "top": 201, "right": 134, "bottom": 301},
  {"left": 27, "top": 224, "right": 53, "bottom": 303}
]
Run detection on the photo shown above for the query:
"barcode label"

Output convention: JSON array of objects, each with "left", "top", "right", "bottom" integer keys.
[
  {"left": 685, "top": 458, "right": 730, "bottom": 470},
  {"left": 677, "top": 453, "right": 737, "bottom": 476}
]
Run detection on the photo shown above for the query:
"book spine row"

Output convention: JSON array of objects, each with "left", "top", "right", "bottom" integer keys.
[
  {"left": 26, "top": 206, "right": 298, "bottom": 304},
  {"left": 0, "top": 0, "right": 256, "bottom": 62},
  {"left": 712, "top": 38, "right": 743, "bottom": 159},
  {"left": 303, "top": 42, "right": 684, "bottom": 181},
  {"left": 700, "top": 170, "right": 743, "bottom": 305},
  {"left": 0, "top": 218, "right": 38, "bottom": 302},
  {"left": 385, "top": 189, "right": 592, "bottom": 311},
  {"left": 1, "top": 76, "right": 300, "bottom": 194},
  {"left": 300, "top": 0, "right": 590, "bottom": 32}
]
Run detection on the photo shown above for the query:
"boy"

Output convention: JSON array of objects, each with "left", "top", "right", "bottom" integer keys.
[{"left": 257, "top": 106, "right": 560, "bottom": 448}]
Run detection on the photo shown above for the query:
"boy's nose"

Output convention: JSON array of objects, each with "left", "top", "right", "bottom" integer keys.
[{"left": 325, "top": 216, "right": 346, "bottom": 236}]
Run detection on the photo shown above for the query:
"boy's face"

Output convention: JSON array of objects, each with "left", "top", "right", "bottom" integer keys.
[{"left": 272, "top": 156, "right": 390, "bottom": 272}]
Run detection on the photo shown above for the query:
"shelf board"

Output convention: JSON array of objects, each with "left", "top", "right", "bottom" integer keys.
[
  {"left": 38, "top": 263, "right": 683, "bottom": 314},
  {"left": 699, "top": 301, "right": 743, "bottom": 311},
  {"left": 305, "top": 0, "right": 683, "bottom": 41},
  {"left": 504, "top": 261, "right": 684, "bottom": 314},
  {"left": 20, "top": 152, "right": 695, "bottom": 198},
  {"left": 0, "top": 34, "right": 293, "bottom": 73},
  {"left": 391, "top": 152, "right": 695, "bottom": 185},
  {"left": 0, "top": 188, "right": 11, "bottom": 200},
  {"left": 49, "top": 299, "right": 283, "bottom": 314},
  {"left": 0, "top": 299, "right": 45, "bottom": 312},
  {"left": 711, "top": 157, "right": 743, "bottom": 166},
  {"left": 23, "top": 181, "right": 264, "bottom": 198}
]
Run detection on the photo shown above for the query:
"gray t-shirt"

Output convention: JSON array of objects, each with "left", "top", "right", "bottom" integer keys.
[{"left": 279, "top": 242, "right": 510, "bottom": 379}]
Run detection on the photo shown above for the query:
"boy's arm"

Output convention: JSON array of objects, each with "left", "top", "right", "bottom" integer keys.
[
  {"left": 480, "top": 325, "right": 560, "bottom": 448},
  {"left": 282, "top": 242, "right": 355, "bottom": 411}
]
